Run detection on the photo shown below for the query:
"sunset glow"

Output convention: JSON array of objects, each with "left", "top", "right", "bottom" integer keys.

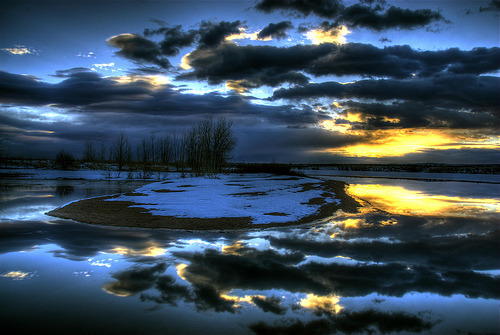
[{"left": 347, "top": 184, "right": 500, "bottom": 217}]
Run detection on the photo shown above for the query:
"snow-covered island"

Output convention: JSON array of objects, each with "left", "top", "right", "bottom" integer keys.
[{"left": 47, "top": 174, "right": 359, "bottom": 230}]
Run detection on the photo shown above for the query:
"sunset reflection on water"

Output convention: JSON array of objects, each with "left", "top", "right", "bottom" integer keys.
[{"left": 347, "top": 183, "right": 500, "bottom": 218}]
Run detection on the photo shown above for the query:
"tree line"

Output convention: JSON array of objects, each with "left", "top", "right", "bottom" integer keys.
[{"left": 79, "top": 117, "right": 237, "bottom": 175}]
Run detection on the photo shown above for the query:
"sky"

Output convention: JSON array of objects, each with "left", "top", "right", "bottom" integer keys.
[{"left": 1, "top": 0, "right": 499, "bottom": 163}]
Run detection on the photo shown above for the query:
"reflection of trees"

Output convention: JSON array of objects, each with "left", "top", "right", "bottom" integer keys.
[{"left": 55, "top": 185, "right": 74, "bottom": 199}]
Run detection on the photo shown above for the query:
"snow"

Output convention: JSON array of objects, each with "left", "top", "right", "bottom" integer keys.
[{"left": 108, "top": 174, "right": 336, "bottom": 224}]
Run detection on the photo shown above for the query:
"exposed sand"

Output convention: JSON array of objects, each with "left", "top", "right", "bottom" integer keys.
[{"left": 47, "top": 179, "right": 361, "bottom": 230}]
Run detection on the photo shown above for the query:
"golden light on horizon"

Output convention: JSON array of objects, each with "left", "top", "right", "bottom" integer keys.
[
  {"left": 347, "top": 184, "right": 500, "bottom": 217},
  {"left": 338, "top": 129, "right": 453, "bottom": 157},
  {"left": 320, "top": 126, "right": 500, "bottom": 158}
]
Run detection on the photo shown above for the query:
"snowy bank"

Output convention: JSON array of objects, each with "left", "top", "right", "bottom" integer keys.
[{"left": 47, "top": 174, "right": 360, "bottom": 230}]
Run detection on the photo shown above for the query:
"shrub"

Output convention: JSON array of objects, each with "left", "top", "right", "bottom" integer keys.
[{"left": 54, "top": 150, "right": 77, "bottom": 170}]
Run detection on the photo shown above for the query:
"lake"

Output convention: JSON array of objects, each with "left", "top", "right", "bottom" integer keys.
[{"left": 1, "top": 173, "right": 499, "bottom": 334}]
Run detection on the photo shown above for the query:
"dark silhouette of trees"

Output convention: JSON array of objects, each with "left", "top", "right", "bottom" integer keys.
[
  {"left": 98, "top": 142, "right": 107, "bottom": 162},
  {"left": 54, "top": 150, "right": 76, "bottom": 170},
  {"left": 158, "top": 135, "right": 172, "bottom": 165},
  {"left": 184, "top": 116, "right": 237, "bottom": 175},
  {"left": 79, "top": 117, "right": 236, "bottom": 175},
  {"left": 82, "top": 139, "right": 96, "bottom": 162},
  {"left": 111, "top": 130, "right": 132, "bottom": 171}
]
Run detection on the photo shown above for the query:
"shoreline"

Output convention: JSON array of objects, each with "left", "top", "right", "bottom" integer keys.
[
  {"left": 46, "top": 179, "right": 361, "bottom": 230},
  {"left": 312, "top": 174, "right": 500, "bottom": 184}
]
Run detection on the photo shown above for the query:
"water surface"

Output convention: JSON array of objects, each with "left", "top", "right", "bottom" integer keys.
[{"left": 1, "top": 176, "right": 499, "bottom": 334}]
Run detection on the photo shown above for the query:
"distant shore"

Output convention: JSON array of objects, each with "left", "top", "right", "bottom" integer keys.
[{"left": 46, "top": 178, "right": 361, "bottom": 230}]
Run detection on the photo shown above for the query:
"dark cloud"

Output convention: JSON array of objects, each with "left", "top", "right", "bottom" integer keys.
[
  {"left": 141, "top": 20, "right": 243, "bottom": 57},
  {"left": 173, "top": 246, "right": 500, "bottom": 299},
  {"left": 255, "top": 0, "right": 447, "bottom": 31},
  {"left": 0, "top": 70, "right": 327, "bottom": 127},
  {"left": 480, "top": 0, "right": 500, "bottom": 12},
  {"left": 144, "top": 25, "right": 197, "bottom": 56},
  {"left": 103, "top": 263, "right": 167, "bottom": 296},
  {"left": 251, "top": 296, "right": 287, "bottom": 315},
  {"left": 51, "top": 67, "right": 92, "bottom": 78},
  {"left": 180, "top": 43, "right": 500, "bottom": 88},
  {"left": 297, "top": 23, "right": 310, "bottom": 33},
  {"left": 269, "top": 229, "right": 500, "bottom": 272},
  {"left": 340, "top": 100, "right": 499, "bottom": 130},
  {"left": 177, "top": 43, "right": 329, "bottom": 86},
  {"left": 257, "top": 21, "right": 294, "bottom": 40},
  {"left": 140, "top": 275, "right": 191, "bottom": 306},
  {"left": 127, "top": 66, "right": 165, "bottom": 75},
  {"left": 255, "top": 0, "right": 345, "bottom": 19},
  {"left": 149, "top": 18, "right": 167, "bottom": 26},
  {"left": 250, "top": 309, "right": 436, "bottom": 335},
  {"left": 141, "top": 275, "right": 241, "bottom": 313},
  {"left": 308, "top": 44, "right": 500, "bottom": 79},
  {"left": 272, "top": 74, "right": 500, "bottom": 105},
  {"left": 191, "top": 284, "right": 240, "bottom": 313},
  {"left": 339, "top": 4, "right": 447, "bottom": 31},
  {"left": 197, "top": 20, "right": 243, "bottom": 49},
  {"left": 272, "top": 75, "right": 500, "bottom": 130},
  {"left": 0, "top": 70, "right": 151, "bottom": 107},
  {"left": 106, "top": 33, "right": 170, "bottom": 68},
  {"left": 173, "top": 248, "right": 326, "bottom": 294},
  {"left": 0, "top": 70, "right": 343, "bottom": 160}
]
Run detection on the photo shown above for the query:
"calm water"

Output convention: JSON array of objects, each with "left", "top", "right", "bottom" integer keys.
[{"left": 1, "top": 176, "right": 499, "bottom": 334}]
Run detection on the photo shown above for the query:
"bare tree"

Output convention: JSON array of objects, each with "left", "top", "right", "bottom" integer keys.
[
  {"left": 183, "top": 116, "right": 237, "bottom": 175},
  {"left": 82, "top": 139, "right": 96, "bottom": 162},
  {"left": 158, "top": 135, "right": 171, "bottom": 166},
  {"left": 0, "top": 137, "right": 9, "bottom": 164},
  {"left": 137, "top": 138, "right": 150, "bottom": 165},
  {"left": 149, "top": 133, "right": 159, "bottom": 164},
  {"left": 171, "top": 133, "right": 185, "bottom": 173},
  {"left": 212, "top": 116, "right": 237, "bottom": 173},
  {"left": 111, "top": 130, "right": 131, "bottom": 171},
  {"left": 98, "top": 142, "right": 107, "bottom": 162},
  {"left": 184, "top": 126, "right": 201, "bottom": 174}
]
